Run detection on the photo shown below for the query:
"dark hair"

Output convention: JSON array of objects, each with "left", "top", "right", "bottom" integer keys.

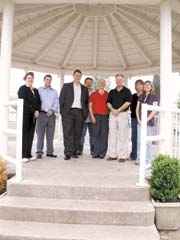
[
  {"left": 73, "top": 69, "right": 82, "bottom": 76},
  {"left": 115, "top": 74, "right": 125, "bottom": 79},
  {"left": 84, "top": 77, "right": 93, "bottom": 83},
  {"left": 23, "top": 72, "right": 34, "bottom": 81},
  {"left": 44, "top": 74, "right": 52, "bottom": 80},
  {"left": 135, "top": 79, "right": 144, "bottom": 85}
]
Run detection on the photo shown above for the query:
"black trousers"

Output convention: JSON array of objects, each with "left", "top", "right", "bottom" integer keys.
[
  {"left": 93, "top": 114, "right": 109, "bottom": 157},
  {"left": 62, "top": 108, "right": 84, "bottom": 156},
  {"left": 22, "top": 113, "right": 36, "bottom": 158}
]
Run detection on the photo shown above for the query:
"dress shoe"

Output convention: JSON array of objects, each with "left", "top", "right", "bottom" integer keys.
[
  {"left": 92, "top": 155, "right": 99, "bottom": 158},
  {"left": 77, "top": 150, "right": 82, "bottom": 155},
  {"left": 37, "top": 155, "right": 42, "bottom": 159},
  {"left": 118, "top": 158, "right": 126, "bottom": 163},
  {"left": 99, "top": 155, "right": 104, "bottom": 159},
  {"left": 106, "top": 157, "right": 117, "bottom": 161},
  {"left": 77, "top": 145, "right": 83, "bottom": 155},
  {"left": 90, "top": 145, "right": 94, "bottom": 155},
  {"left": 72, "top": 153, "right": 78, "bottom": 158},
  {"left": 64, "top": 155, "right": 71, "bottom": 160},
  {"left": 46, "top": 154, "right": 57, "bottom": 158}
]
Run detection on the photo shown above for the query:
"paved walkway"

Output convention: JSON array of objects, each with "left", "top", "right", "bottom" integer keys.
[{"left": 20, "top": 142, "right": 140, "bottom": 187}]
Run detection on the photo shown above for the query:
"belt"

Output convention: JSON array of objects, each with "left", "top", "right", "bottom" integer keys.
[
  {"left": 70, "top": 108, "right": 82, "bottom": 110},
  {"left": 115, "top": 109, "right": 128, "bottom": 112}
]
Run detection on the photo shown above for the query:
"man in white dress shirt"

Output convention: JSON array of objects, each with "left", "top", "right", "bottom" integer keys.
[{"left": 59, "top": 70, "right": 89, "bottom": 160}]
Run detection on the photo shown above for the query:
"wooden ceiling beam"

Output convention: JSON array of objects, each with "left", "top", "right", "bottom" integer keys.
[
  {"left": 112, "top": 13, "right": 153, "bottom": 66},
  {"left": 103, "top": 16, "right": 127, "bottom": 69},
  {"left": 34, "top": 13, "right": 80, "bottom": 63},
  {"left": 117, "top": 9, "right": 180, "bottom": 60},
  {"left": 93, "top": 17, "right": 98, "bottom": 69},
  {"left": 14, "top": 6, "right": 73, "bottom": 32},
  {"left": 62, "top": 16, "right": 88, "bottom": 68},
  {"left": 13, "top": 10, "right": 74, "bottom": 50}
]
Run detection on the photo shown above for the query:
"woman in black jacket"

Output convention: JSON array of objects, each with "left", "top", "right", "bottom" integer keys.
[{"left": 17, "top": 72, "right": 41, "bottom": 162}]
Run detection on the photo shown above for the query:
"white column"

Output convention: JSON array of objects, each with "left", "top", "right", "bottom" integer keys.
[
  {"left": 0, "top": 0, "right": 15, "bottom": 155},
  {"left": 160, "top": 0, "right": 172, "bottom": 155},
  {"left": 60, "top": 70, "right": 65, "bottom": 89},
  {"left": 58, "top": 70, "right": 65, "bottom": 142}
]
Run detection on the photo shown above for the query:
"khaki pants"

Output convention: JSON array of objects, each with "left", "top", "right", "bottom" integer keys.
[{"left": 108, "top": 112, "right": 129, "bottom": 158}]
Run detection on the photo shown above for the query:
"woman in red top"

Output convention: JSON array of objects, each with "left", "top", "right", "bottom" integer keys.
[{"left": 89, "top": 79, "right": 109, "bottom": 159}]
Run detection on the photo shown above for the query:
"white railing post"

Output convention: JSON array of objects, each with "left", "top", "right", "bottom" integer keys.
[
  {"left": 0, "top": 0, "right": 15, "bottom": 156},
  {"left": 15, "top": 99, "right": 23, "bottom": 181},
  {"left": 137, "top": 104, "right": 148, "bottom": 187},
  {"left": 160, "top": 0, "right": 172, "bottom": 156}
]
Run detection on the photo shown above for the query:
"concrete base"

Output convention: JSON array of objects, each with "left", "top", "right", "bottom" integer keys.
[
  {"left": 0, "top": 220, "right": 160, "bottom": 240},
  {"left": 0, "top": 142, "right": 159, "bottom": 240}
]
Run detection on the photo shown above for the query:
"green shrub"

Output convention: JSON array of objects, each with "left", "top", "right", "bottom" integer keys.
[{"left": 150, "top": 154, "right": 180, "bottom": 202}]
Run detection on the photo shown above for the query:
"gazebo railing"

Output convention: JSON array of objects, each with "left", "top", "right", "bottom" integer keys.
[
  {"left": 137, "top": 104, "right": 180, "bottom": 187},
  {"left": 1, "top": 99, "right": 23, "bottom": 182},
  {"left": 137, "top": 104, "right": 165, "bottom": 187}
]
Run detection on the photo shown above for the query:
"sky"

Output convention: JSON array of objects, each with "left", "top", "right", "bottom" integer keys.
[{"left": 10, "top": 68, "right": 180, "bottom": 106}]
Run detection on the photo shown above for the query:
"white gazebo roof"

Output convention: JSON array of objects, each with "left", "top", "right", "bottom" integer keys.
[{"left": 1, "top": 1, "right": 180, "bottom": 75}]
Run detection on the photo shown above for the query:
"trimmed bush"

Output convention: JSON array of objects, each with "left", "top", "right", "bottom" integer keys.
[
  {"left": 150, "top": 154, "right": 180, "bottom": 202},
  {"left": 0, "top": 156, "right": 7, "bottom": 193}
]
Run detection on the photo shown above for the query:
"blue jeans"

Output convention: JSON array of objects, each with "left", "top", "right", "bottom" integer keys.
[
  {"left": 80, "top": 122, "right": 94, "bottom": 146},
  {"left": 137, "top": 124, "right": 154, "bottom": 164},
  {"left": 131, "top": 118, "right": 137, "bottom": 160}
]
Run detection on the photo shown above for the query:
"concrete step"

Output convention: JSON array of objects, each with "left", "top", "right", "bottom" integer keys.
[
  {"left": 0, "top": 196, "right": 154, "bottom": 226},
  {"left": 7, "top": 181, "right": 150, "bottom": 202},
  {"left": 0, "top": 220, "right": 160, "bottom": 240}
]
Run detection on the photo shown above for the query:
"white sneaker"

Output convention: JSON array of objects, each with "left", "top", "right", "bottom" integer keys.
[
  {"left": 22, "top": 158, "right": 29, "bottom": 163},
  {"left": 29, "top": 156, "right": 36, "bottom": 161}
]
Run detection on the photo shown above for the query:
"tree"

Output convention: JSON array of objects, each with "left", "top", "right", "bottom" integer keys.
[
  {"left": 176, "top": 92, "right": 180, "bottom": 109},
  {"left": 93, "top": 75, "right": 111, "bottom": 91},
  {"left": 153, "top": 74, "right": 160, "bottom": 101}
]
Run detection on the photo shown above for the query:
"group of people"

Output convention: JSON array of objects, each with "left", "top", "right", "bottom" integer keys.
[{"left": 17, "top": 69, "right": 158, "bottom": 164}]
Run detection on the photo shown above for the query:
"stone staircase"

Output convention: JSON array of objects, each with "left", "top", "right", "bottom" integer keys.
[{"left": 0, "top": 179, "right": 159, "bottom": 240}]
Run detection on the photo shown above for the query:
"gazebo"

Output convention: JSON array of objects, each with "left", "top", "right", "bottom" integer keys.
[
  {"left": 0, "top": 0, "right": 179, "bottom": 158},
  {"left": 0, "top": 1, "right": 180, "bottom": 239}
]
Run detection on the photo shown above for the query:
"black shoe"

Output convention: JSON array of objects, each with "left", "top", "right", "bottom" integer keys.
[
  {"left": 46, "top": 154, "right": 57, "bottom": 158},
  {"left": 90, "top": 145, "right": 94, "bottom": 155},
  {"left": 99, "top": 156, "right": 104, "bottom": 159},
  {"left": 77, "top": 150, "right": 82, "bottom": 156},
  {"left": 64, "top": 155, "right": 71, "bottom": 160},
  {"left": 92, "top": 155, "right": 99, "bottom": 158},
  {"left": 37, "top": 155, "right": 42, "bottom": 159},
  {"left": 77, "top": 145, "right": 83, "bottom": 155},
  {"left": 72, "top": 154, "right": 79, "bottom": 158}
]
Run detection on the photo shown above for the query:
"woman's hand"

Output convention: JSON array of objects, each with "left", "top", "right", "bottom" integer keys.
[
  {"left": 138, "top": 120, "right": 141, "bottom": 125},
  {"left": 34, "top": 110, "right": 39, "bottom": 118},
  {"left": 91, "top": 115, "right": 96, "bottom": 124}
]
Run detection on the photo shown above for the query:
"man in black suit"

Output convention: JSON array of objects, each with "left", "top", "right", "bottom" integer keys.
[{"left": 59, "top": 70, "right": 89, "bottom": 160}]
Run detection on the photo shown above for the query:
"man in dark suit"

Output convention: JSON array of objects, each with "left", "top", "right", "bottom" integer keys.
[{"left": 59, "top": 69, "right": 89, "bottom": 160}]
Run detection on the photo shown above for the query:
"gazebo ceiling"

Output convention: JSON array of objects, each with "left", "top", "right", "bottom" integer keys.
[{"left": 1, "top": 2, "right": 180, "bottom": 75}]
